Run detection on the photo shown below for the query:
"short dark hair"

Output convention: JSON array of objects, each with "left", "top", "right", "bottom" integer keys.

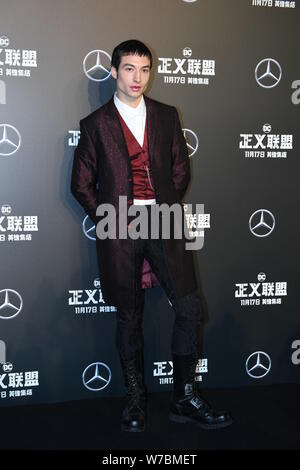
[{"left": 111, "top": 39, "right": 152, "bottom": 71}]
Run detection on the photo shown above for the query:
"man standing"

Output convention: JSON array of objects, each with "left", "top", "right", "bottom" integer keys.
[{"left": 71, "top": 39, "right": 232, "bottom": 432}]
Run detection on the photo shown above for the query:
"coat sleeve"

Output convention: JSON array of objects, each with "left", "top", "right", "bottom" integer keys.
[
  {"left": 71, "top": 119, "right": 98, "bottom": 225},
  {"left": 171, "top": 107, "right": 191, "bottom": 202}
]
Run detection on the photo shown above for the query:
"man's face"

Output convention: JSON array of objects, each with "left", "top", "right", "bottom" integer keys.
[{"left": 111, "top": 53, "right": 151, "bottom": 107}]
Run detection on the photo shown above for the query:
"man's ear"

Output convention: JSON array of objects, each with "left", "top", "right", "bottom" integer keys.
[{"left": 111, "top": 66, "right": 117, "bottom": 80}]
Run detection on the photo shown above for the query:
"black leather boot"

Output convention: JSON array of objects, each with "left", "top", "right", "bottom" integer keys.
[
  {"left": 170, "top": 354, "right": 233, "bottom": 430},
  {"left": 120, "top": 354, "right": 147, "bottom": 432}
]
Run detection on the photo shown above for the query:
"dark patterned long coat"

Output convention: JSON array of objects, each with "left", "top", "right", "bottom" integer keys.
[{"left": 71, "top": 96, "right": 197, "bottom": 310}]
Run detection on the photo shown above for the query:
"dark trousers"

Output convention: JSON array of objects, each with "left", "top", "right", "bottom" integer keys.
[{"left": 116, "top": 219, "right": 203, "bottom": 367}]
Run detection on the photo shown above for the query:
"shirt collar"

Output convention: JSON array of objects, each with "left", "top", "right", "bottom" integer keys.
[{"left": 114, "top": 92, "right": 146, "bottom": 118}]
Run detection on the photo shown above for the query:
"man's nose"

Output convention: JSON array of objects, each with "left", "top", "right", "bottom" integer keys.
[{"left": 134, "top": 70, "right": 141, "bottom": 82}]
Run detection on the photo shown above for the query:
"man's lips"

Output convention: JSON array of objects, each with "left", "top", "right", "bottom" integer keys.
[{"left": 130, "top": 86, "right": 141, "bottom": 91}]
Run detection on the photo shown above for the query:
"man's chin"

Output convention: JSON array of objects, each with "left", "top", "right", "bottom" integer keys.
[
  {"left": 127, "top": 92, "right": 144, "bottom": 102},
  {"left": 129, "top": 90, "right": 143, "bottom": 97}
]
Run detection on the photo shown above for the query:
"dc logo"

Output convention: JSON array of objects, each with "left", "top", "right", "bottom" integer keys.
[
  {"left": 257, "top": 272, "right": 266, "bottom": 282},
  {"left": 2, "top": 362, "right": 13, "bottom": 372},
  {"left": 1, "top": 204, "right": 11, "bottom": 215},
  {"left": 0, "top": 36, "right": 9, "bottom": 47},
  {"left": 183, "top": 47, "right": 192, "bottom": 57},
  {"left": 263, "top": 123, "right": 271, "bottom": 134}
]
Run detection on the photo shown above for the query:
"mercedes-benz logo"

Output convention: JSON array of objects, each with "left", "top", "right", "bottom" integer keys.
[
  {"left": 0, "top": 289, "right": 23, "bottom": 319},
  {"left": 246, "top": 351, "right": 271, "bottom": 379},
  {"left": 82, "top": 362, "right": 111, "bottom": 391},
  {"left": 182, "top": 128, "right": 198, "bottom": 157},
  {"left": 0, "top": 124, "right": 21, "bottom": 156},
  {"left": 249, "top": 209, "right": 275, "bottom": 238},
  {"left": 255, "top": 58, "right": 282, "bottom": 89},
  {"left": 83, "top": 50, "right": 112, "bottom": 82},
  {"left": 82, "top": 215, "right": 96, "bottom": 241}
]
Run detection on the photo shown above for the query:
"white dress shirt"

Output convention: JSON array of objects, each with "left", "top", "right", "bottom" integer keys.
[
  {"left": 114, "top": 92, "right": 156, "bottom": 205},
  {"left": 114, "top": 92, "right": 146, "bottom": 147}
]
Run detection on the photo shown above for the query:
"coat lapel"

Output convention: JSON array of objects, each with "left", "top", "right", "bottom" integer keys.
[
  {"left": 104, "top": 95, "right": 158, "bottom": 165},
  {"left": 104, "top": 98, "right": 130, "bottom": 164},
  {"left": 144, "top": 96, "right": 158, "bottom": 164}
]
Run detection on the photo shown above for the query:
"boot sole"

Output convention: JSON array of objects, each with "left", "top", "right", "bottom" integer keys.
[{"left": 169, "top": 412, "right": 233, "bottom": 430}]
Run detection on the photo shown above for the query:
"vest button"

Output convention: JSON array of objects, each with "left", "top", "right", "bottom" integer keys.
[{"left": 128, "top": 177, "right": 132, "bottom": 182}]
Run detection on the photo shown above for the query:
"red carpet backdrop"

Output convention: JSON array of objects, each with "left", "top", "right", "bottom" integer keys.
[{"left": 0, "top": 0, "right": 299, "bottom": 407}]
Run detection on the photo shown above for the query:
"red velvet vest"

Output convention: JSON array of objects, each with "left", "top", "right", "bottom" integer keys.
[{"left": 118, "top": 112, "right": 155, "bottom": 201}]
